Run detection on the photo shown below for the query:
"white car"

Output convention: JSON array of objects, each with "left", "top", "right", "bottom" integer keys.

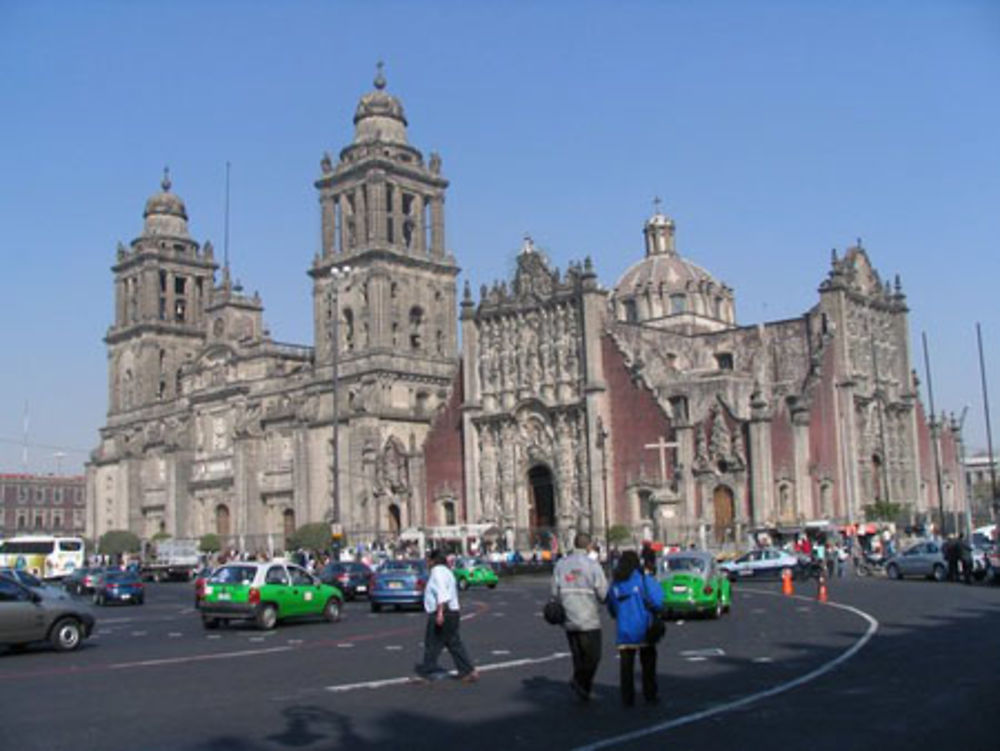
[{"left": 719, "top": 548, "right": 801, "bottom": 580}]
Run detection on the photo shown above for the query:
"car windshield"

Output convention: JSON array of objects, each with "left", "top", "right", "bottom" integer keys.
[
  {"left": 211, "top": 565, "right": 257, "bottom": 585},
  {"left": 665, "top": 557, "right": 706, "bottom": 573},
  {"left": 381, "top": 560, "right": 423, "bottom": 573}
]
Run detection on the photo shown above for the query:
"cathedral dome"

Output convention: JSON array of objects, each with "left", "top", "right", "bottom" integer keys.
[
  {"left": 142, "top": 170, "right": 190, "bottom": 238},
  {"left": 611, "top": 210, "right": 735, "bottom": 331},
  {"left": 353, "top": 62, "right": 409, "bottom": 145}
]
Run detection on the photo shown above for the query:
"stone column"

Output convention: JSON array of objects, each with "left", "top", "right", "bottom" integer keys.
[
  {"left": 749, "top": 390, "right": 774, "bottom": 524},
  {"left": 792, "top": 406, "right": 811, "bottom": 519},
  {"left": 321, "top": 193, "right": 336, "bottom": 256},
  {"left": 415, "top": 194, "right": 427, "bottom": 255},
  {"left": 430, "top": 194, "right": 445, "bottom": 257}
]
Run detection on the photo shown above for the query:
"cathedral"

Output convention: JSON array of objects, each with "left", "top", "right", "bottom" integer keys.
[{"left": 87, "top": 69, "right": 963, "bottom": 553}]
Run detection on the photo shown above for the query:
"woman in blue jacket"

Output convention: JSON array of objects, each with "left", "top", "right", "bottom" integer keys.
[{"left": 607, "top": 549, "right": 664, "bottom": 706}]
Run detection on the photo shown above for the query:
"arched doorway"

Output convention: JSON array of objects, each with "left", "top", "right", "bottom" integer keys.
[
  {"left": 282, "top": 509, "right": 296, "bottom": 541},
  {"left": 387, "top": 503, "right": 401, "bottom": 537},
  {"left": 871, "top": 454, "right": 884, "bottom": 502},
  {"left": 712, "top": 485, "right": 735, "bottom": 546},
  {"left": 528, "top": 465, "right": 556, "bottom": 548},
  {"left": 215, "top": 504, "right": 231, "bottom": 538}
]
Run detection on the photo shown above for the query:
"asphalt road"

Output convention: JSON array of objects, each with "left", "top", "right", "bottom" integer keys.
[{"left": 1, "top": 571, "right": 998, "bottom": 751}]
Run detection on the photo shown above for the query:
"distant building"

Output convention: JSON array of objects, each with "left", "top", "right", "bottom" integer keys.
[
  {"left": 88, "top": 67, "right": 963, "bottom": 553},
  {"left": 0, "top": 474, "right": 87, "bottom": 538}
]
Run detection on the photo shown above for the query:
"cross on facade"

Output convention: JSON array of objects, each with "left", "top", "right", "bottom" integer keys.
[{"left": 644, "top": 435, "right": 678, "bottom": 486}]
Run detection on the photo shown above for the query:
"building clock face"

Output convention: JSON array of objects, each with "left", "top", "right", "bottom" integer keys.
[{"left": 213, "top": 317, "right": 225, "bottom": 337}]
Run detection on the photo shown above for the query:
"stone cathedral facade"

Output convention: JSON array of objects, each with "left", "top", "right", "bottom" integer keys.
[{"left": 87, "top": 71, "right": 963, "bottom": 552}]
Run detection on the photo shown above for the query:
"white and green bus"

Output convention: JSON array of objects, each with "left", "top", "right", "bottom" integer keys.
[{"left": 0, "top": 535, "right": 85, "bottom": 579}]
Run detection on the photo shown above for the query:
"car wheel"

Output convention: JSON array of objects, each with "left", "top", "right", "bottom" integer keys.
[
  {"left": 256, "top": 604, "right": 278, "bottom": 630},
  {"left": 202, "top": 617, "right": 219, "bottom": 630},
  {"left": 458, "top": 577, "right": 469, "bottom": 591},
  {"left": 324, "top": 598, "right": 342, "bottom": 623},
  {"left": 50, "top": 618, "right": 83, "bottom": 652},
  {"left": 135, "top": 596, "right": 144, "bottom": 606},
  {"left": 370, "top": 602, "right": 382, "bottom": 613},
  {"left": 932, "top": 564, "right": 946, "bottom": 582},
  {"left": 487, "top": 582, "right": 497, "bottom": 589},
  {"left": 887, "top": 564, "right": 901, "bottom": 580}
]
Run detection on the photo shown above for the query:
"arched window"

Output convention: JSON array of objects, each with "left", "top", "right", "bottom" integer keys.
[
  {"left": 623, "top": 299, "right": 638, "bottom": 323},
  {"left": 409, "top": 306, "right": 424, "bottom": 350},
  {"left": 215, "top": 504, "right": 231, "bottom": 537},
  {"left": 343, "top": 308, "right": 355, "bottom": 351}
]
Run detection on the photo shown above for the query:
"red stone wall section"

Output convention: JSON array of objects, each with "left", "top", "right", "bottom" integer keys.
[
  {"left": 422, "top": 365, "right": 466, "bottom": 525},
  {"left": 603, "top": 335, "right": 674, "bottom": 523}
]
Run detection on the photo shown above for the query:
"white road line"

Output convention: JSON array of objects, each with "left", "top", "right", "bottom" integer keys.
[
  {"left": 324, "top": 652, "right": 571, "bottom": 694},
  {"left": 385, "top": 645, "right": 403, "bottom": 651},
  {"left": 573, "top": 594, "right": 879, "bottom": 751},
  {"left": 130, "top": 631, "right": 147, "bottom": 637},
  {"left": 679, "top": 648, "right": 725, "bottom": 658},
  {"left": 337, "top": 643, "right": 354, "bottom": 648},
  {"left": 685, "top": 657, "right": 707, "bottom": 662},
  {"left": 491, "top": 649, "right": 511, "bottom": 655},
  {"left": 110, "top": 645, "right": 293, "bottom": 669},
  {"left": 753, "top": 657, "right": 774, "bottom": 663},
  {"left": 168, "top": 632, "right": 183, "bottom": 638},
  {"left": 206, "top": 634, "right": 222, "bottom": 640}
]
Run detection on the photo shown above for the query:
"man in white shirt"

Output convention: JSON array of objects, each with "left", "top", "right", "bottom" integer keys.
[{"left": 415, "top": 549, "right": 479, "bottom": 682}]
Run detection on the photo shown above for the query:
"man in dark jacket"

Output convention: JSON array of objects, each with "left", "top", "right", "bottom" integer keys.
[{"left": 552, "top": 532, "right": 608, "bottom": 701}]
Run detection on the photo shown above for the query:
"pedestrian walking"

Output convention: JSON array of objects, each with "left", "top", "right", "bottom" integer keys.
[
  {"left": 415, "top": 549, "right": 479, "bottom": 683},
  {"left": 552, "top": 532, "right": 608, "bottom": 702},
  {"left": 607, "top": 549, "right": 664, "bottom": 707}
]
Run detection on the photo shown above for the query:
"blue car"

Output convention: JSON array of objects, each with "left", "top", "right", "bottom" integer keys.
[
  {"left": 370, "top": 559, "right": 428, "bottom": 612},
  {"left": 92, "top": 571, "right": 145, "bottom": 606}
]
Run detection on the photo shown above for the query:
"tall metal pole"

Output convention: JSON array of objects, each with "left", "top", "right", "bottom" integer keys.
[
  {"left": 922, "top": 332, "right": 947, "bottom": 536},
  {"left": 330, "top": 267, "right": 351, "bottom": 534},
  {"left": 977, "top": 323, "right": 998, "bottom": 520}
]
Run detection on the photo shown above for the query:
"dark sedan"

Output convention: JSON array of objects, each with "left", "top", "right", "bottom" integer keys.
[
  {"left": 369, "top": 559, "right": 428, "bottom": 612},
  {"left": 319, "top": 561, "right": 373, "bottom": 600},
  {"left": 92, "top": 571, "right": 145, "bottom": 606},
  {"left": 63, "top": 567, "right": 108, "bottom": 596}
]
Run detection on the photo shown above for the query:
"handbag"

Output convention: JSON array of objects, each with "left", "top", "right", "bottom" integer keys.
[
  {"left": 642, "top": 574, "right": 666, "bottom": 644},
  {"left": 543, "top": 598, "right": 566, "bottom": 625}
]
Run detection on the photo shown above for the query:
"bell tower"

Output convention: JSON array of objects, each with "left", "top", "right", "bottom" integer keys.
[
  {"left": 310, "top": 63, "right": 459, "bottom": 379},
  {"left": 105, "top": 170, "right": 216, "bottom": 418}
]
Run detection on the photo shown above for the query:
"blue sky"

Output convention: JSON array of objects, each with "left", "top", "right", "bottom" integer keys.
[{"left": 1, "top": 0, "right": 998, "bottom": 474}]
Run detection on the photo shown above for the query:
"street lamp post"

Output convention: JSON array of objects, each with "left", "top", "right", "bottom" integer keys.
[
  {"left": 595, "top": 416, "right": 610, "bottom": 556},
  {"left": 330, "top": 266, "right": 351, "bottom": 542}
]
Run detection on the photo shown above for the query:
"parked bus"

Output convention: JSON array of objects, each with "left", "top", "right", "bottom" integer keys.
[{"left": 0, "top": 535, "right": 85, "bottom": 579}]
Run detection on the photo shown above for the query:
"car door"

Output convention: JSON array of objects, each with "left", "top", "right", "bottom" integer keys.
[
  {"left": 900, "top": 544, "right": 923, "bottom": 575},
  {"left": 262, "top": 564, "right": 294, "bottom": 616},
  {"left": 0, "top": 578, "right": 44, "bottom": 644},
  {"left": 287, "top": 565, "right": 323, "bottom": 616}
]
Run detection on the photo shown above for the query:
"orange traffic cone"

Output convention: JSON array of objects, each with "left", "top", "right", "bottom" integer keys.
[
  {"left": 817, "top": 577, "right": 828, "bottom": 603},
  {"left": 782, "top": 567, "right": 794, "bottom": 596}
]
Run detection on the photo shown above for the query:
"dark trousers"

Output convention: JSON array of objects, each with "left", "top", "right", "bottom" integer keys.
[
  {"left": 566, "top": 629, "right": 602, "bottom": 696},
  {"left": 417, "top": 610, "right": 475, "bottom": 677},
  {"left": 619, "top": 645, "right": 657, "bottom": 705}
]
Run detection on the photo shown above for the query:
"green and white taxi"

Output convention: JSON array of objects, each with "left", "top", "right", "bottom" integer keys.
[
  {"left": 453, "top": 557, "right": 499, "bottom": 590},
  {"left": 199, "top": 561, "right": 344, "bottom": 630}
]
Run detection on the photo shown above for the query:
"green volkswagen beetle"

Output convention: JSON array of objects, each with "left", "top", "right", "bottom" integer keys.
[
  {"left": 453, "top": 557, "right": 499, "bottom": 590},
  {"left": 658, "top": 551, "right": 731, "bottom": 619},
  {"left": 200, "top": 561, "right": 344, "bottom": 630}
]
